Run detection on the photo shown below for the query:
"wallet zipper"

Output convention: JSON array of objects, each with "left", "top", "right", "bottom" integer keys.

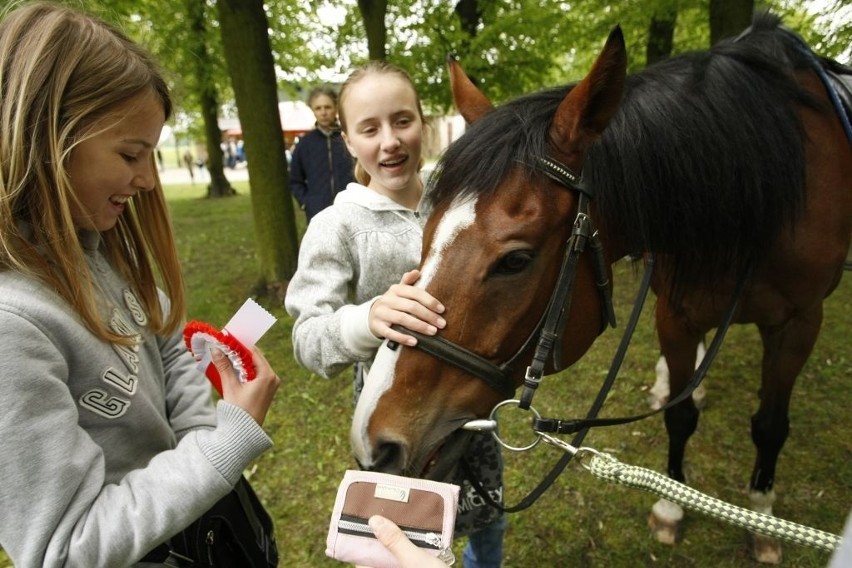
[{"left": 338, "top": 517, "right": 444, "bottom": 550}]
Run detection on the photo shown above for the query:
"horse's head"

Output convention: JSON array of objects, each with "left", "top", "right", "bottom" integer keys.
[{"left": 351, "top": 27, "right": 627, "bottom": 480}]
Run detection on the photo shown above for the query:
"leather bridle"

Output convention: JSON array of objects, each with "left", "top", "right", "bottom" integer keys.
[{"left": 388, "top": 156, "right": 616, "bottom": 408}]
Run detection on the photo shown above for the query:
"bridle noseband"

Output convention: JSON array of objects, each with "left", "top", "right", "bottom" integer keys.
[{"left": 388, "top": 156, "right": 616, "bottom": 408}]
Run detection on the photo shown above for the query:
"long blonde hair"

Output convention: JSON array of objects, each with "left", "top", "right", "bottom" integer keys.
[
  {"left": 0, "top": 2, "right": 184, "bottom": 345},
  {"left": 338, "top": 60, "right": 426, "bottom": 185}
]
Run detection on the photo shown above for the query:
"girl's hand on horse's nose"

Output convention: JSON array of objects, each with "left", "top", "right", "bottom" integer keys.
[
  {"left": 399, "top": 269, "right": 445, "bottom": 315},
  {"left": 213, "top": 346, "right": 281, "bottom": 427},
  {"left": 369, "top": 270, "right": 446, "bottom": 346}
]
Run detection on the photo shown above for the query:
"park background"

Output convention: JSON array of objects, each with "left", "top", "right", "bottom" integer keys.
[
  {"left": 1, "top": 0, "right": 850, "bottom": 566},
  {"left": 11, "top": 0, "right": 848, "bottom": 305}
]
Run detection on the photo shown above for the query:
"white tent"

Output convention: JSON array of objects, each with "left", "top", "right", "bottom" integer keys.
[
  {"left": 221, "top": 100, "right": 315, "bottom": 136},
  {"left": 277, "top": 100, "right": 315, "bottom": 132}
]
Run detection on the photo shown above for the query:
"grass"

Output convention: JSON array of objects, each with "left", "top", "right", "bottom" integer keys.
[{"left": 1, "top": 181, "right": 848, "bottom": 567}]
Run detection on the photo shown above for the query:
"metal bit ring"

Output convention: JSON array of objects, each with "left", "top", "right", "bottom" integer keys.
[{"left": 488, "top": 399, "right": 542, "bottom": 452}]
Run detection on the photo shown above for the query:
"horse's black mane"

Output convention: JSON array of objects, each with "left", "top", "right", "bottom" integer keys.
[{"left": 430, "top": 12, "right": 826, "bottom": 296}]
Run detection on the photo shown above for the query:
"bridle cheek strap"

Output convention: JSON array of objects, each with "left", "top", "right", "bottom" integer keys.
[
  {"left": 518, "top": 157, "right": 616, "bottom": 409},
  {"left": 519, "top": 200, "right": 588, "bottom": 409}
]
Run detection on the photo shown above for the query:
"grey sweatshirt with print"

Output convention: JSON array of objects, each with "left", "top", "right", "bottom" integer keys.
[{"left": 0, "top": 230, "right": 272, "bottom": 567}]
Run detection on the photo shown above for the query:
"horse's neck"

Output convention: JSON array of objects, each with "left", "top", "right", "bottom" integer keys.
[{"left": 591, "top": 210, "right": 635, "bottom": 265}]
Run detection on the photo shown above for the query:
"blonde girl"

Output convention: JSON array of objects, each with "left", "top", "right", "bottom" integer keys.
[{"left": 0, "top": 3, "right": 280, "bottom": 565}]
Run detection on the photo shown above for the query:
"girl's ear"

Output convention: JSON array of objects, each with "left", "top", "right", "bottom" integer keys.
[{"left": 341, "top": 132, "right": 356, "bottom": 157}]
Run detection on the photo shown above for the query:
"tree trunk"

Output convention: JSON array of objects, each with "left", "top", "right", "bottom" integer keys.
[
  {"left": 454, "top": 0, "right": 482, "bottom": 88},
  {"left": 187, "top": 0, "right": 234, "bottom": 198},
  {"left": 709, "top": 0, "right": 754, "bottom": 45},
  {"left": 454, "top": 0, "right": 481, "bottom": 37},
  {"left": 646, "top": 10, "right": 676, "bottom": 66},
  {"left": 199, "top": 88, "right": 234, "bottom": 197},
  {"left": 216, "top": 0, "right": 300, "bottom": 295},
  {"left": 357, "top": 0, "right": 388, "bottom": 60}
]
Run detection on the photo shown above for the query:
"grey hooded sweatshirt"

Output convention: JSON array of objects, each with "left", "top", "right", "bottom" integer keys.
[{"left": 0, "top": 229, "right": 272, "bottom": 567}]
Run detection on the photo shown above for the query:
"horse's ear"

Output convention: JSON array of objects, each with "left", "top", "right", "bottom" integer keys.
[
  {"left": 448, "top": 55, "right": 494, "bottom": 124},
  {"left": 550, "top": 25, "right": 627, "bottom": 152}
]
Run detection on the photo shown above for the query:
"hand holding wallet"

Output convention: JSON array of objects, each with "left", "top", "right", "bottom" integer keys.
[{"left": 326, "top": 470, "right": 460, "bottom": 568}]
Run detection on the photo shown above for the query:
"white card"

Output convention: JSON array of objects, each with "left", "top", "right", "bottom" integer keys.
[{"left": 223, "top": 298, "right": 277, "bottom": 347}]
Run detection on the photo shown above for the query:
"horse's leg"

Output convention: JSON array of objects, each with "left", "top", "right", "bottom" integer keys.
[
  {"left": 691, "top": 340, "right": 707, "bottom": 408},
  {"left": 648, "top": 303, "right": 704, "bottom": 545},
  {"left": 648, "top": 339, "right": 707, "bottom": 410},
  {"left": 748, "top": 306, "right": 822, "bottom": 564},
  {"left": 648, "top": 354, "right": 671, "bottom": 410}
]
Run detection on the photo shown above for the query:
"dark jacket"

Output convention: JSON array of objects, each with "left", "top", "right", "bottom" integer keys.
[{"left": 289, "top": 125, "right": 354, "bottom": 221}]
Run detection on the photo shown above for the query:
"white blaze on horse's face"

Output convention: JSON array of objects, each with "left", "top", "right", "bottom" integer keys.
[
  {"left": 418, "top": 194, "right": 478, "bottom": 284},
  {"left": 350, "top": 194, "right": 479, "bottom": 468}
]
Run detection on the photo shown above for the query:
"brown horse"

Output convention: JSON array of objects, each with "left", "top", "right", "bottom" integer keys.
[{"left": 350, "top": 13, "right": 851, "bottom": 562}]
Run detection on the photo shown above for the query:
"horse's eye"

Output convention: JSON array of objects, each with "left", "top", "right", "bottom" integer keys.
[{"left": 493, "top": 250, "right": 534, "bottom": 275}]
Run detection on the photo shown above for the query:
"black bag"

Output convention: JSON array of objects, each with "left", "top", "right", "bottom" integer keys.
[{"left": 143, "top": 476, "right": 278, "bottom": 567}]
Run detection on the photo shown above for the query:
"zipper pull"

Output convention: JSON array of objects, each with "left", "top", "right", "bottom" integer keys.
[
  {"left": 425, "top": 533, "right": 455, "bottom": 565},
  {"left": 436, "top": 547, "right": 456, "bottom": 566}
]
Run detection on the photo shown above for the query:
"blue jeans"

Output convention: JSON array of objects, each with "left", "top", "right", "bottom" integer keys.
[{"left": 462, "top": 516, "right": 506, "bottom": 568}]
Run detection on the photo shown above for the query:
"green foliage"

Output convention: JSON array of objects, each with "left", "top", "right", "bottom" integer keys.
[
  {"left": 396, "top": 0, "right": 604, "bottom": 108},
  {"left": 772, "top": 0, "right": 851, "bottom": 62},
  {"left": 50, "top": 0, "right": 849, "bottom": 123},
  {"left": 272, "top": 0, "right": 846, "bottom": 111},
  {"left": 67, "top": 0, "right": 233, "bottom": 143},
  {"left": 266, "top": 0, "right": 348, "bottom": 91}
]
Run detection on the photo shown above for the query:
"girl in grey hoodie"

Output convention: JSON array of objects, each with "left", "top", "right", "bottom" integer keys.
[
  {"left": 285, "top": 60, "right": 505, "bottom": 568},
  {"left": 0, "top": 4, "right": 280, "bottom": 566}
]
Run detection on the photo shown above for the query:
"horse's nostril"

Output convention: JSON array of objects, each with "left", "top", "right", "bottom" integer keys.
[{"left": 372, "top": 439, "right": 406, "bottom": 475}]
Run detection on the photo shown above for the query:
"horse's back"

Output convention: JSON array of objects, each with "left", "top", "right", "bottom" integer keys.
[{"left": 750, "top": 68, "right": 852, "bottom": 320}]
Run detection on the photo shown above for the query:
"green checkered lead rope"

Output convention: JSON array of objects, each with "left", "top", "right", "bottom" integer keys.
[{"left": 539, "top": 435, "right": 841, "bottom": 553}]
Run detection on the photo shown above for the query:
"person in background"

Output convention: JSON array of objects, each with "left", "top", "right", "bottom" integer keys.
[
  {"left": 182, "top": 149, "right": 195, "bottom": 184},
  {"left": 0, "top": 3, "right": 281, "bottom": 565},
  {"left": 285, "top": 61, "right": 506, "bottom": 568},
  {"left": 288, "top": 85, "right": 354, "bottom": 222}
]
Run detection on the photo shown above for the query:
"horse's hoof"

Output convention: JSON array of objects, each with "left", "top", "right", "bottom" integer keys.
[
  {"left": 648, "top": 512, "right": 680, "bottom": 544},
  {"left": 750, "top": 533, "right": 782, "bottom": 564},
  {"left": 648, "top": 499, "right": 683, "bottom": 545}
]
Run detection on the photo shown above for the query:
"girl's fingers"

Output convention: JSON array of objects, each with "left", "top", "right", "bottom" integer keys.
[
  {"left": 372, "top": 299, "right": 445, "bottom": 335},
  {"left": 399, "top": 269, "right": 420, "bottom": 285},
  {"left": 211, "top": 348, "right": 239, "bottom": 391},
  {"left": 383, "top": 286, "right": 445, "bottom": 317},
  {"left": 212, "top": 346, "right": 280, "bottom": 426},
  {"left": 368, "top": 516, "right": 447, "bottom": 568}
]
